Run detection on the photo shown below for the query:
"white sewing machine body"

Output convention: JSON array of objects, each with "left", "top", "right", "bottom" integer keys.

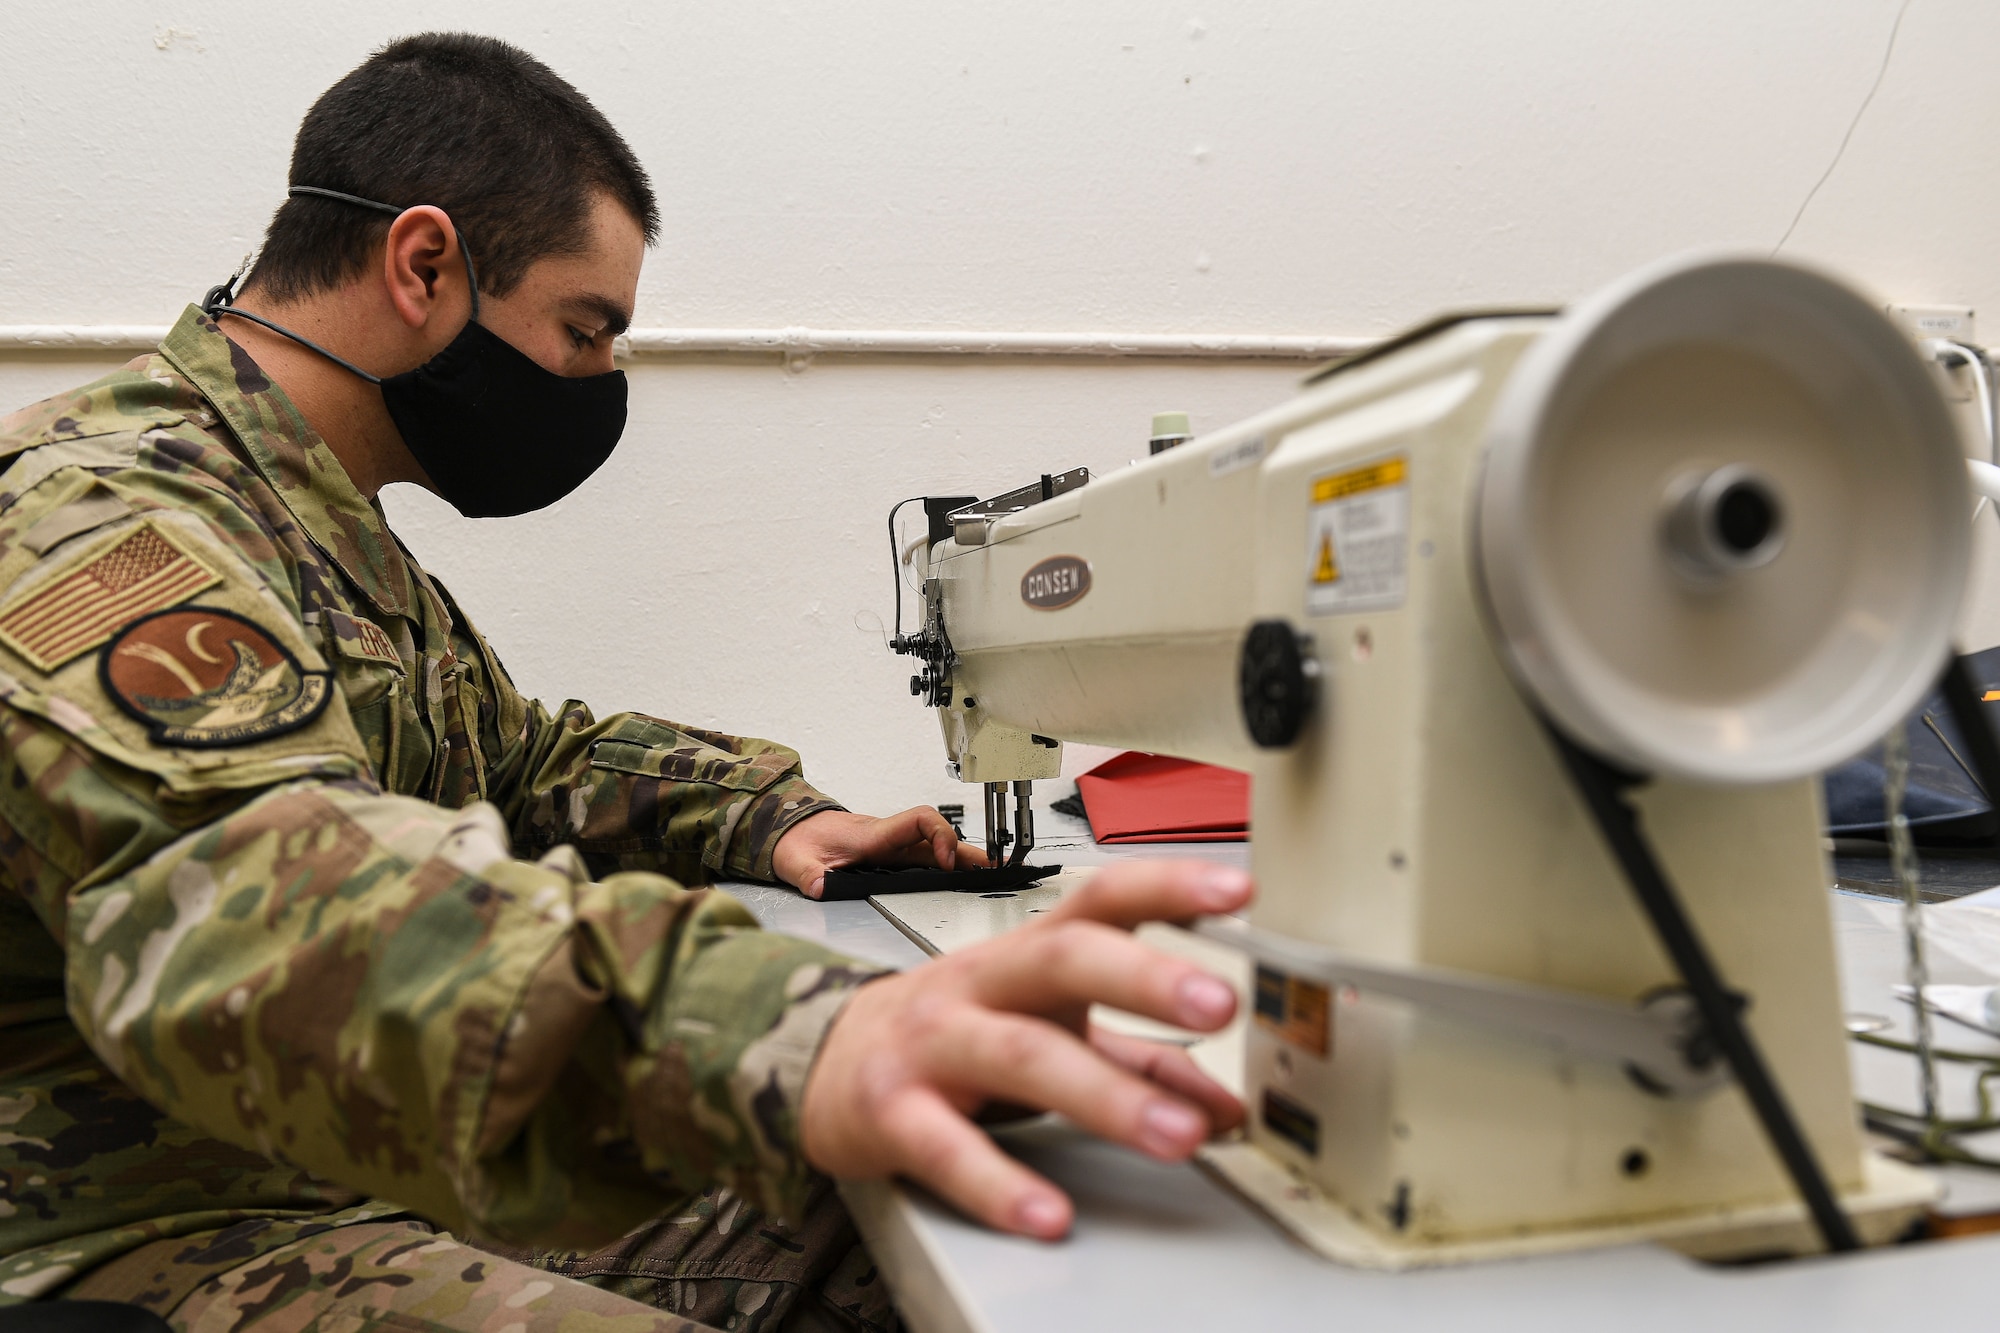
[{"left": 908, "top": 257, "right": 1970, "bottom": 1265}]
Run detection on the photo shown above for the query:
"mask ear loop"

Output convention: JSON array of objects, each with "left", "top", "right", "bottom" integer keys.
[
  {"left": 202, "top": 294, "right": 385, "bottom": 385},
  {"left": 203, "top": 187, "right": 482, "bottom": 377},
  {"left": 282, "top": 187, "right": 480, "bottom": 324},
  {"left": 457, "top": 231, "right": 481, "bottom": 321}
]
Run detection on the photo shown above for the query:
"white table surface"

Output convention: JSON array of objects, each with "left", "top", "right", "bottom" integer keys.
[{"left": 722, "top": 810, "right": 2000, "bottom": 1333}]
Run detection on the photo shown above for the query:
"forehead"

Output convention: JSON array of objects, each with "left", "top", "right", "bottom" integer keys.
[
  {"left": 581, "top": 190, "right": 647, "bottom": 262},
  {"left": 520, "top": 192, "right": 646, "bottom": 299}
]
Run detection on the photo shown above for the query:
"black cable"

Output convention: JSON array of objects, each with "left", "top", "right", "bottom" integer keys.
[
  {"left": 887, "top": 496, "right": 926, "bottom": 646},
  {"left": 1543, "top": 721, "right": 1862, "bottom": 1254}
]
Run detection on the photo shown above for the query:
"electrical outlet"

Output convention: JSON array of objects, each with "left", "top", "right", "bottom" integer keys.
[
  {"left": 1889, "top": 305, "right": 1980, "bottom": 403},
  {"left": 1890, "top": 303, "right": 1977, "bottom": 342}
]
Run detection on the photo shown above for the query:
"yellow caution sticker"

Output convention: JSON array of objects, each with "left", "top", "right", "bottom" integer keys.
[
  {"left": 1305, "top": 454, "right": 1410, "bottom": 616},
  {"left": 1310, "top": 456, "right": 1407, "bottom": 504},
  {"left": 1313, "top": 532, "right": 1339, "bottom": 585}
]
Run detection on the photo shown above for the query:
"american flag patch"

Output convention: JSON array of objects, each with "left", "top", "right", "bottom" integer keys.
[{"left": 0, "top": 522, "right": 221, "bottom": 671}]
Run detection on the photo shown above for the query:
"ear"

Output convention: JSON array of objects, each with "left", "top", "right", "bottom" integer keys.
[{"left": 380, "top": 206, "right": 469, "bottom": 330}]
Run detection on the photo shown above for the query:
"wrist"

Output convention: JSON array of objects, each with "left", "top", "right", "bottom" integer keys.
[
  {"left": 732, "top": 782, "right": 844, "bottom": 882},
  {"left": 798, "top": 967, "right": 898, "bottom": 1175}
]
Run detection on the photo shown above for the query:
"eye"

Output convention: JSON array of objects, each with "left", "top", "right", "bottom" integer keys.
[{"left": 567, "top": 326, "right": 597, "bottom": 350}]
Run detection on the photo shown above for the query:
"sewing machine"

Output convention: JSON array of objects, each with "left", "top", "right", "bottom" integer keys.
[{"left": 890, "top": 255, "right": 1974, "bottom": 1267}]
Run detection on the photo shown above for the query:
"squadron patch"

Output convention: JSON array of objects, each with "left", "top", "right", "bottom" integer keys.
[
  {"left": 0, "top": 521, "right": 220, "bottom": 671},
  {"left": 101, "top": 606, "right": 331, "bottom": 748}
]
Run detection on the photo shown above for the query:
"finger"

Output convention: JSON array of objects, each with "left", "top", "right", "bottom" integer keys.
[
  {"left": 964, "top": 919, "right": 1239, "bottom": 1033},
  {"left": 938, "top": 1009, "right": 1218, "bottom": 1161},
  {"left": 1050, "top": 859, "right": 1252, "bottom": 930},
  {"left": 928, "top": 816, "right": 959, "bottom": 870},
  {"left": 907, "top": 806, "right": 956, "bottom": 849},
  {"left": 873, "top": 839, "right": 970, "bottom": 869},
  {"left": 1090, "top": 1027, "right": 1245, "bottom": 1134},
  {"left": 879, "top": 1084, "right": 1074, "bottom": 1238},
  {"left": 852, "top": 807, "right": 926, "bottom": 857},
  {"left": 863, "top": 807, "right": 958, "bottom": 866},
  {"left": 869, "top": 831, "right": 990, "bottom": 873},
  {"left": 895, "top": 806, "right": 957, "bottom": 868}
]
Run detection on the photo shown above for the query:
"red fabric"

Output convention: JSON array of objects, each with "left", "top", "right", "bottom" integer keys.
[{"left": 1074, "top": 751, "right": 1249, "bottom": 843}]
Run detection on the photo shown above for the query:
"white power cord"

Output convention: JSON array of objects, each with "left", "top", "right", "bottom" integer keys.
[
  {"left": 1929, "top": 338, "right": 1997, "bottom": 522},
  {"left": 1968, "top": 458, "right": 2000, "bottom": 509}
]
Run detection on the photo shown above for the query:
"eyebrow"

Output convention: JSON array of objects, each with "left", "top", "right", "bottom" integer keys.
[{"left": 568, "top": 293, "right": 632, "bottom": 338}]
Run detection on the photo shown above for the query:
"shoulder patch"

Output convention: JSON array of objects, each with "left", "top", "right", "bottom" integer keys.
[
  {"left": 0, "top": 521, "right": 220, "bottom": 671},
  {"left": 101, "top": 606, "right": 332, "bottom": 748}
]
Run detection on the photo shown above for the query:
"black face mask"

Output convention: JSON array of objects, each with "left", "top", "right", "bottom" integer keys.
[{"left": 204, "top": 186, "right": 627, "bottom": 518}]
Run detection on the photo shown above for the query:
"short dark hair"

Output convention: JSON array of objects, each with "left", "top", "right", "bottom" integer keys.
[{"left": 246, "top": 33, "right": 658, "bottom": 302}]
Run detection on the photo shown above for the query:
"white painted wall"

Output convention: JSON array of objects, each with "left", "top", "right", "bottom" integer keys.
[{"left": 3, "top": 1, "right": 1996, "bottom": 815}]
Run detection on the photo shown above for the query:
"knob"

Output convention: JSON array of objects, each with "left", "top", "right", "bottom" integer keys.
[{"left": 1239, "top": 620, "right": 1320, "bottom": 748}]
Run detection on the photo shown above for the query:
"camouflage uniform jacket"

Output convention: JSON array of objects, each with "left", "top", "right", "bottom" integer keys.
[{"left": 0, "top": 306, "right": 875, "bottom": 1302}]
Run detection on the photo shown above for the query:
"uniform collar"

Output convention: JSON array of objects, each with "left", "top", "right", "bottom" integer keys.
[{"left": 158, "top": 305, "right": 413, "bottom": 620}]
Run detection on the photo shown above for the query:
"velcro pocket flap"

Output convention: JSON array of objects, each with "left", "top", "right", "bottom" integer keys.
[
  {"left": 21, "top": 482, "right": 134, "bottom": 556},
  {"left": 321, "top": 607, "right": 405, "bottom": 669}
]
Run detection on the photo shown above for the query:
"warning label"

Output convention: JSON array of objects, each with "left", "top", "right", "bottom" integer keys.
[
  {"left": 1254, "top": 965, "right": 1331, "bottom": 1056},
  {"left": 1306, "top": 456, "right": 1409, "bottom": 616}
]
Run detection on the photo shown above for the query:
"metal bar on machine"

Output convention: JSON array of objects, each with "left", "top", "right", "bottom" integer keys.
[{"left": 1189, "top": 915, "right": 1725, "bottom": 1097}]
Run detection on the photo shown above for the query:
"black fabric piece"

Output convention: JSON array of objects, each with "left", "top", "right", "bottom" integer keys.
[
  {"left": 0, "top": 1303, "right": 174, "bottom": 1333},
  {"left": 1823, "top": 645, "right": 2000, "bottom": 843},
  {"left": 1049, "top": 789, "right": 1088, "bottom": 821},
  {"left": 818, "top": 864, "right": 1060, "bottom": 902},
  {"left": 381, "top": 319, "right": 626, "bottom": 518}
]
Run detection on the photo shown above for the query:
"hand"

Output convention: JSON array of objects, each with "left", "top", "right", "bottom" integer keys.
[
  {"left": 798, "top": 859, "right": 1251, "bottom": 1239},
  {"left": 773, "top": 807, "right": 990, "bottom": 898}
]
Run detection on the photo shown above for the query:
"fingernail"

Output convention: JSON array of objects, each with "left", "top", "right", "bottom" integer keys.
[
  {"left": 1198, "top": 867, "right": 1251, "bottom": 910},
  {"left": 1141, "top": 1099, "right": 1204, "bottom": 1155},
  {"left": 1177, "top": 973, "right": 1234, "bottom": 1026},
  {"left": 1017, "top": 1193, "right": 1068, "bottom": 1236}
]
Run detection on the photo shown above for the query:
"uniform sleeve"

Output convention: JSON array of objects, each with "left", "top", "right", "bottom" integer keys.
[
  {"left": 38, "top": 767, "right": 878, "bottom": 1250},
  {"left": 0, "top": 481, "right": 880, "bottom": 1250},
  {"left": 498, "top": 704, "right": 844, "bottom": 885},
  {"left": 439, "top": 600, "right": 846, "bottom": 885}
]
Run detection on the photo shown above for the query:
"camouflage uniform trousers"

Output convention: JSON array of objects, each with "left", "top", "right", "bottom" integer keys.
[{"left": 66, "top": 1180, "right": 898, "bottom": 1333}]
